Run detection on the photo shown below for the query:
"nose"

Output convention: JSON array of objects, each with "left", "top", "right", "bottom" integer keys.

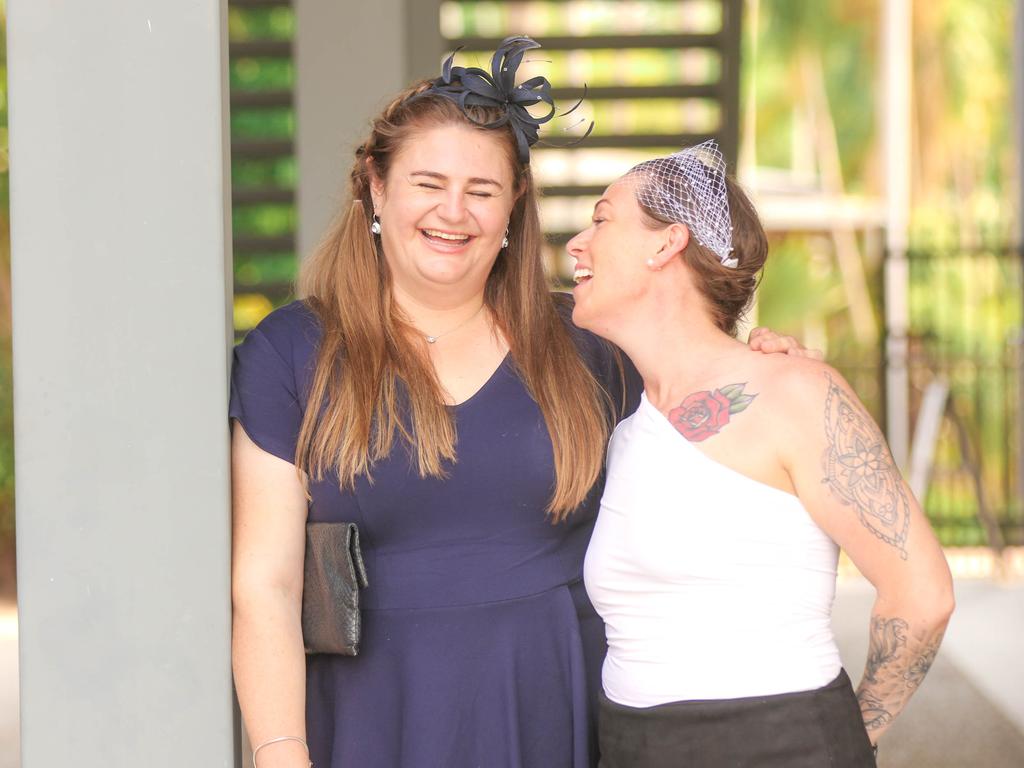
[
  {"left": 566, "top": 228, "right": 589, "bottom": 259},
  {"left": 437, "top": 187, "right": 468, "bottom": 223}
]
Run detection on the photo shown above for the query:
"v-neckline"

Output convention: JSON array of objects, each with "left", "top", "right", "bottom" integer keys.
[{"left": 447, "top": 351, "right": 512, "bottom": 410}]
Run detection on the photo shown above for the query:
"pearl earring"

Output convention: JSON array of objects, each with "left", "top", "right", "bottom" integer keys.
[
  {"left": 370, "top": 214, "right": 382, "bottom": 235},
  {"left": 501, "top": 227, "right": 510, "bottom": 249}
]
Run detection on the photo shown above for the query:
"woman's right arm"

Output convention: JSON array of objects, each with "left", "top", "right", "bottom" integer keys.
[{"left": 232, "top": 422, "right": 311, "bottom": 768}]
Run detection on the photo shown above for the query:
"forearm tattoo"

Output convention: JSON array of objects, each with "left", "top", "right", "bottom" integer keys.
[
  {"left": 669, "top": 383, "right": 757, "bottom": 442},
  {"left": 857, "top": 691, "right": 894, "bottom": 731},
  {"left": 856, "top": 614, "right": 945, "bottom": 735},
  {"left": 863, "top": 616, "right": 907, "bottom": 684},
  {"left": 903, "top": 639, "right": 941, "bottom": 689},
  {"left": 822, "top": 373, "right": 910, "bottom": 557}
]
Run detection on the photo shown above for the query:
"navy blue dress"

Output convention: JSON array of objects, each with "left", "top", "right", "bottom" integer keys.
[{"left": 229, "top": 298, "right": 640, "bottom": 768}]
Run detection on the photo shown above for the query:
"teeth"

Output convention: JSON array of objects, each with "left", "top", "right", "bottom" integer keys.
[
  {"left": 573, "top": 268, "right": 594, "bottom": 284},
  {"left": 423, "top": 229, "right": 470, "bottom": 242}
]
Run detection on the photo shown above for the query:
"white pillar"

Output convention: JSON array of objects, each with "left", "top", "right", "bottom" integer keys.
[
  {"left": 293, "top": 0, "right": 443, "bottom": 260},
  {"left": 1015, "top": 0, "right": 1024, "bottom": 247},
  {"left": 1014, "top": 0, "right": 1024, "bottom": 510},
  {"left": 9, "top": 1, "right": 237, "bottom": 765},
  {"left": 883, "top": 0, "right": 913, "bottom": 468}
]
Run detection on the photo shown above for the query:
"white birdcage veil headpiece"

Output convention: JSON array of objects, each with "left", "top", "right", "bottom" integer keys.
[{"left": 625, "top": 140, "right": 737, "bottom": 268}]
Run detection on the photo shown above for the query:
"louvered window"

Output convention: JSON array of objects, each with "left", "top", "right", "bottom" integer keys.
[
  {"left": 228, "top": 0, "right": 296, "bottom": 332},
  {"left": 442, "top": 0, "right": 742, "bottom": 283}
]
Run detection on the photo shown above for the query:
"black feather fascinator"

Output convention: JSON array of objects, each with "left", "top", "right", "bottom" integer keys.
[{"left": 422, "top": 35, "right": 593, "bottom": 164}]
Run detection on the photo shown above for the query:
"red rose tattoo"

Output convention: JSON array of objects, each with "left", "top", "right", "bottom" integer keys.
[{"left": 668, "top": 383, "right": 757, "bottom": 442}]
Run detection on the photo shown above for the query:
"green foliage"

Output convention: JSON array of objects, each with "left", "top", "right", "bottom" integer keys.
[
  {"left": 910, "top": 0, "right": 1013, "bottom": 239},
  {"left": 235, "top": 252, "right": 300, "bottom": 288},
  {"left": 228, "top": 5, "right": 294, "bottom": 41},
  {"left": 231, "top": 57, "right": 294, "bottom": 92},
  {"left": 233, "top": 202, "right": 295, "bottom": 238},
  {"left": 232, "top": 106, "right": 294, "bottom": 141},
  {"left": 752, "top": 0, "right": 877, "bottom": 189},
  {"left": 232, "top": 156, "right": 297, "bottom": 190},
  {"left": 757, "top": 236, "right": 844, "bottom": 331}
]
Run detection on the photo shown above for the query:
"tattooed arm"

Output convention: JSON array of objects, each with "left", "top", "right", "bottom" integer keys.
[
  {"left": 776, "top": 362, "right": 954, "bottom": 746},
  {"left": 856, "top": 614, "right": 945, "bottom": 737}
]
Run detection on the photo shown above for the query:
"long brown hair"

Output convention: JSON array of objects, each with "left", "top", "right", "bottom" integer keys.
[{"left": 296, "top": 83, "right": 613, "bottom": 519}]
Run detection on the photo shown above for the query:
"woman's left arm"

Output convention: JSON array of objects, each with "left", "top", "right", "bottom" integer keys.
[{"left": 780, "top": 363, "right": 955, "bottom": 746}]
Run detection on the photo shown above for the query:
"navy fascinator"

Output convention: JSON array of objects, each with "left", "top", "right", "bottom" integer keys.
[{"left": 421, "top": 35, "right": 592, "bottom": 164}]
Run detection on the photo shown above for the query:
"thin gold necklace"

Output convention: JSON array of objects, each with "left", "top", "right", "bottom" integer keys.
[{"left": 422, "top": 303, "right": 486, "bottom": 344}]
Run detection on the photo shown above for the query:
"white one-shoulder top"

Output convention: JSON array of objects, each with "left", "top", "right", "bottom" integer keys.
[{"left": 584, "top": 393, "right": 842, "bottom": 707}]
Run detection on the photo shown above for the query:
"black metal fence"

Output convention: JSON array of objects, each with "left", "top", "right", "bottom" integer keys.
[
  {"left": 907, "top": 245, "right": 1023, "bottom": 546},
  {"left": 833, "top": 245, "right": 1023, "bottom": 547}
]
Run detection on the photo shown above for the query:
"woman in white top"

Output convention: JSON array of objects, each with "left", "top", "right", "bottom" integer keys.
[{"left": 571, "top": 142, "right": 954, "bottom": 767}]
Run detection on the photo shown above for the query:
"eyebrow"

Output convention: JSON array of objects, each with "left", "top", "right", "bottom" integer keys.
[
  {"left": 594, "top": 198, "right": 612, "bottom": 212},
  {"left": 409, "top": 170, "right": 504, "bottom": 189}
]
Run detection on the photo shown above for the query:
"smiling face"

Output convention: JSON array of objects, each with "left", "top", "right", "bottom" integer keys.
[
  {"left": 566, "top": 178, "right": 668, "bottom": 335},
  {"left": 369, "top": 123, "right": 518, "bottom": 302}
]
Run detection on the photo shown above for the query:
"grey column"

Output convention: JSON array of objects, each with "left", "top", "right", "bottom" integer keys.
[
  {"left": 293, "top": 0, "right": 443, "bottom": 260},
  {"left": 9, "top": 2, "right": 237, "bottom": 766}
]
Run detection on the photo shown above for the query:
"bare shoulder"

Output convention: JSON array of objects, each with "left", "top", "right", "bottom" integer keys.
[
  {"left": 745, "top": 354, "right": 860, "bottom": 423},
  {"left": 745, "top": 356, "right": 885, "bottom": 467}
]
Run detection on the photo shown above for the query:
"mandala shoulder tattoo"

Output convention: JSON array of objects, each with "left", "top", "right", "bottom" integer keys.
[{"left": 822, "top": 373, "right": 910, "bottom": 557}]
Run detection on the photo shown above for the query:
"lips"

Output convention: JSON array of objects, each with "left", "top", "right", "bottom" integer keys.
[
  {"left": 573, "top": 267, "right": 594, "bottom": 284},
  {"left": 421, "top": 228, "right": 472, "bottom": 247}
]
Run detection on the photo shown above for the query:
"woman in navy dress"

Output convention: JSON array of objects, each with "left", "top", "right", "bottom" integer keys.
[
  {"left": 230, "top": 39, "right": 802, "bottom": 768},
  {"left": 230, "top": 38, "right": 637, "bottom": 768}
]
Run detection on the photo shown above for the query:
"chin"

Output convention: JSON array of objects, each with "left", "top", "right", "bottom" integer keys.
[
  {"left": 420, "top": 253, "right": 494, "bottom": 285},
  {"left": 416, "top": 261, "right": 476, "bottom": 285},
  {"left": 570, "top": 302, "right": 594, "bottom": 331}
]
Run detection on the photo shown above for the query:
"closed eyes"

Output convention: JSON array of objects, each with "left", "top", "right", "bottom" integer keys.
[{"left": 415, "top": 182, "right": 495, "bottom": 198}]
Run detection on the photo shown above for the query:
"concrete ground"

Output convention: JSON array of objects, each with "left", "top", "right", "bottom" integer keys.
[
  {"left": 833, "top": 577, "right": 1024, "bottom": 767},
  {"left": 1, "top": 575, "right": 1022, "bottom": 767}
]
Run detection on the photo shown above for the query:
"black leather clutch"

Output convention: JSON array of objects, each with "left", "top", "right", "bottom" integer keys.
[{"left": 301, "top": 522, "right": 369, "bottom": 655}]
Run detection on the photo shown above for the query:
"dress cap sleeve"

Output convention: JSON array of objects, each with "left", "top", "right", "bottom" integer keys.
[{"left": 229, "top": 301, "right": 319, "bottom": 464}]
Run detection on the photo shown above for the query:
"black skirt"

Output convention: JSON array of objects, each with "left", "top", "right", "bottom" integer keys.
[{"left": 598, "top": 669, "right": 877, "bottom": 768}]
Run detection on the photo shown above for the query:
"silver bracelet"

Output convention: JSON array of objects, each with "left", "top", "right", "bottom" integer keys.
[{"left": 252, "top": 735, "right": 312, "bottom": 768}]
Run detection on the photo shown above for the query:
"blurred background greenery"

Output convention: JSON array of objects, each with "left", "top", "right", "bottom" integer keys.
[{"left": 0, "top": 1, "right": 1020, "bottom": 593}]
